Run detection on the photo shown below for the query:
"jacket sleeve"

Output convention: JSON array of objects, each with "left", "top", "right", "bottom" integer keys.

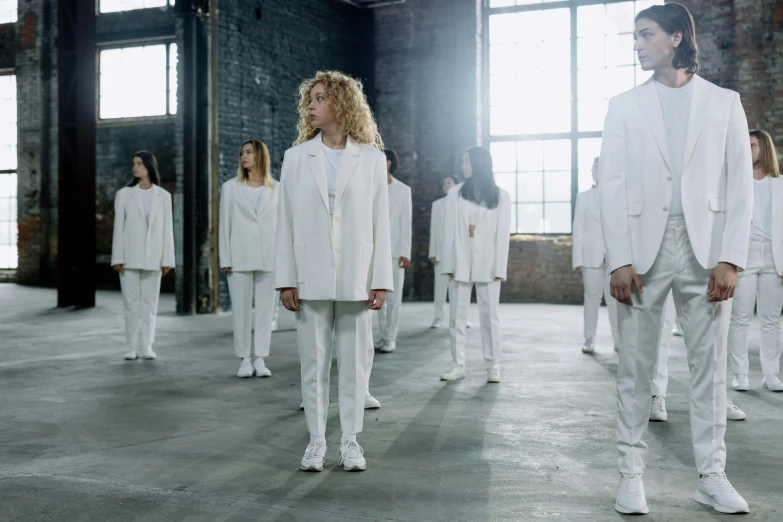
[
  {"left": 110, "top": 189, "right": 126, "bottom": 266},
  {"left": 401, "top": 185, "right": 412, "bottom": 259},
  {"left": 275, "top": 151, "right": 298, "bottom": 290},
  {"left": 428, "top": 201, "right": 439, "bottom": 259},
  {"left": 599, "top": 97, "right": 633, "bottom": 273},
  {"left": 370, "top": 153, "right": 394, "bottom": 292},
  {"left": 218, "top": 182, "right": 231, "bottom": 269},
  {"left": 439, "top": 189, "right": 458, "bottom": 275},
  {"left": 719, "top": 92, "right": 753, "bottom": 270},
  {"left": 492, "top": 190, "right": 511, "bottom": 281},
  {"left": 572, "top": 192, "right": 585, "bottom": 270},
  {"left": 162, "top": 192, "right": 176, "bottom": 268}
]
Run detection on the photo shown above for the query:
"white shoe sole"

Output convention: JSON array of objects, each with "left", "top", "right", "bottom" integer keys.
[
  {"left": 441, "top": 374, "right": 465, "bottom": 381},
  {"left": 365, "top": 402, "right": 381, "bottom": 409},
  {"left": 693, "top": 490, "right": 749, "bottom": 514},
  {"left": 614, "top": 502, "right": 649, "bottom": 515},
  {"left": 300, "top": 462, "right": 324, "bottom": 472},
  {"left": 762, "top": 383, "right": 783, "bottom": 392},
  {"left": 379, "top": 347, "right": 396, "bottom": 353},
  {"left": 732, "top": 383, "right": 749, "bottom": 392},
  {"left": 582, "top": 347, "right": 595, "bottom": 354},
  {"left": 487, "top": 376, "right": 501, "bottom": 383},
  {"left": 649, "top": 414, "right": 667, "bottom": 422},
  {"left": 342, "top": 462, "right": 366, "bottom": 472},
  {"left": 124, "top": 354, "right": 138, "bottom": 360},
  {"left": 255, "top": 370, "right": 272, "bottom": 378}
]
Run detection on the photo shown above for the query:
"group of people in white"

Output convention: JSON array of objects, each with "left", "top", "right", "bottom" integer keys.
[{"left": 108, "top": 2, "right": 776, "bottom": 516}]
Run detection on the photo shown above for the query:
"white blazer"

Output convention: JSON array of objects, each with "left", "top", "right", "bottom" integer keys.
[
  {"left": 439, "top": 183, "right": 511, "bottom": 283},
  {"left": 111, "top": 184, "right": 175, "bottom": 270},
  {"left": 275, "top": 134, "right": 394, "bottom": 300},
  {"left": 572, "top": 186, "right": 607, "bottom": 270},
  {"left": 429, "top": 196, "right": 447, "bottom": 261},
  {"left": 760, "top": 176, "right": 783, "bottom": 275},
  {"left": 219, "top": 177, "right": 279, "bottom": 272},
  {"left": 599, "top": 75, "right": 753, "bottom": 275},
  {"left": 388, "top": 177, "right": 412, "bottom": 260}
]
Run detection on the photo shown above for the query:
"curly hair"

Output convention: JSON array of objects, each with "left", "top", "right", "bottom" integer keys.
[{"left": 294, "top": 71, "right": 384, "bottom": 150}]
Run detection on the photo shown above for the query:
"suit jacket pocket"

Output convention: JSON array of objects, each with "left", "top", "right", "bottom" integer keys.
[
  {"left": 626, "top": 202, "right": 642, "bottom": 216},
  {"left": 709, "top": 198, "right": 726, "bottom": 212}
]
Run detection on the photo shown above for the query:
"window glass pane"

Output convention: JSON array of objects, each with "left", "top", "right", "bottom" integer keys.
[
  {"left": 544, "top": 202, "right": 571, "bottom": 233},
  {"left": 543, "top": 139, "right": 570, "bottom": 171},
  {"left": 0, "top": 75, "right": 16, "bottom": 172},
  {"left": 489, "top": 0, "right": 515, "bottom": 7},
  {"left": 577, "top": 37, "right": 605, "bottom": 69},
  {"left": 489, "top": 13, "right": 520, "bottom": 46},
  {"left": 490, "top": 142, "right": 517, "bottom": 173},
  {"left": 517, "top": 172, "right": 543, "bottom": 202},
  {"left": 578, "top": 98, "right": 608, "bottom": 133},
  {"left": 495, "top": 172, "right": 517, "bottom": 203},
  {"left": 169, "top": 43, "right": 178, "bottom": 114},
  {"left": 544, "top": 170, "right": 570, "bottom": 201},
  {"left": 606, "top": 2, "right": 635, "bottom": 35},
  {"left": 518, "top": 203, "right": 544, "bottom": 234},
  {"left": 99, "top": 45, "right": 168, "bottom": 119},
  {"left": 606, "top": 66, "right": 635, "bottom": 98},
  {"left": 0, "top": 173, "right": 17, "bottom": 269},
  {"left": 578, "top": 4, "right": 605, "bottom": 37},
  {"left": 100, "top": 0, "right": 167, "bottom": 13},
  {"left": 517, "top": 141, "right": 543, "bottom": 172},
  {"left": 606, "top": 34, "right": 635, "bottom": 66},
  {"left": 0, "top": 0, "right": 17, "bottom": 24}
]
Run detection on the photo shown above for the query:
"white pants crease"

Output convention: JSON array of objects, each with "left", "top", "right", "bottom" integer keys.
[
  {"left": 227, "top": 270, "right": 276, "bottom": 358},
  {"left": 449, "top": 279, "right": 501, "bottom": 370},
  {"left": 120, "top": 269, "right": 162, "bottom": 352},
  {"left": 582, "top": 262, "right": 620, "bottom": 344}
]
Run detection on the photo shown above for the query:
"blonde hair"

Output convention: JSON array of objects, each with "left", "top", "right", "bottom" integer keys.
[
  {"left": 237, "top": 139, "right": 273, "bottom": 187},
  {"left": 294, "top": 71, "right": 384, "bottom": 150},
  {"left": 750, "top": 129, "right": 780, "bottom": 178}
]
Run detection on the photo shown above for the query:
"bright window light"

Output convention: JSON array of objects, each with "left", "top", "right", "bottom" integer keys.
[
  {"left": 487, "top": 1, "right": 661, "bottom": 233},
  {"left": 0, "top": 0, "right": 17, "bottom": 24},
  {"left": 0, "top": 74, "right": 17, "bottom": 269},
  {"left": 99, "top": 0, "right": 174, "bottom": 14},
  {"left": 99, "top": 43, "right": 178, "bottom": 119}
]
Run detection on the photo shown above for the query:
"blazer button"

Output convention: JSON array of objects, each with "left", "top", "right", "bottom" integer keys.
[
  {"left": 335, "top": 248, "right": 342, "bottom": 254},
  {"left": 335, "top": 216, "right": 341, "bottom": 222},
  {"left": 667, "top": 176, "right": 672, "bottom": 181},
  {"left": 663, "top": 206, "right": 669, "bottom": 211}
]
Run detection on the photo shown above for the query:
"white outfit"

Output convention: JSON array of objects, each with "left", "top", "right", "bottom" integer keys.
[
  {"left": 111, "top": 184, "right": 175, "bottom": 353},
  {"left": 276, "top": 133, "right": 393, "bottom": 436},
  {"left": 377, "top": 177, "right": 412, "bottom": 343},
  {"left": 728, "top": 176, "right": 783, "bottom": 376},
  {"left": 573, "top": 186, "right": 619, "bottom": 345},
  {"left": 440, "top": 183, "right": 511, "bottom": 370},
  {"left": 219, "top": 178, "right": 280, "bottom": 358},
  {"left": 654, "top": 79, "right": 694, "bottom": 220},
  {"left": 600, "top": 75, "right": 753, "bottom": 475},
  {"left": 651, "top": 291, "right": 677, "bottom": 398},
  {"left": 429, "top": 196, "right": 449, "bottom": 322}
]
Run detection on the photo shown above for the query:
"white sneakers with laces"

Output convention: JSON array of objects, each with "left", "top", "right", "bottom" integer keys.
[
  {"left": 732, "top": 373, "right": 750, "bottom": 391},
  {"left": 124, "top": 350, "right": 138, "bottom": 361},
  {"left": 726, "top": 398, "right": 746, "bottom": 421},
  {"left": 487, "top": 368, "right": 501, "bottom": 383},
  {"left": 338, "top": 441, "right": 367, "bottom": 471},
  {"left": 379, "top": 340, "right": 397, "bottom": 353},
  {"left": 762, "top": 374, "right": 783, "bottom": 392},
  {"left": 253, "top": 357, "right": 272, "bottom": 377},
  {"left": 581, "top": 339, "right": 595, "bottom": 353},
  {"left": 141, "top": 346, "right": 156, "bottom": 359},
  {"left": 236, "top": 357, "right": 254, "bottom": 378},
  {"left": 649, "top": 395, "right": 668, "bottom": 422},
  {"left": 440, "top": 365, "right": 466, "bottom": 381},
  {"left": 364, "top": 393, "right": 381, "bottom": 409},
  {"left": 694, "top": 472, "right": 749, "bottom": 514},
  {"left": 300, "top": 442, "right": 327, "bottom": 472},
  {"left": 615, "top": 473, "right": 649, "bottom": 514}
]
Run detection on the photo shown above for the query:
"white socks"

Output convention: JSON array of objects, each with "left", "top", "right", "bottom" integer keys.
[
  {"left": 310, "top": 435, "right": 326, "bottom": 446},
  {"left": 341, "top": 433, "right": 357, "bottom": 445}
]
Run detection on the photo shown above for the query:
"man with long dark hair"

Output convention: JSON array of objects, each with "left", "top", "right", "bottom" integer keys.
[{"left": 600, "top": 3, "right": 752, "bottom": 515}]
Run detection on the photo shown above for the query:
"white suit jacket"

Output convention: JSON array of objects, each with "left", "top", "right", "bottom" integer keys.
[
  {"left": 761, "top": 176, "right": 783, "bottom": 275},
  {"left": 275, "top": 134, "right": 394, "bottom": 300},
  {"left": 599, "top": 75, "right": 753, "bottom": 275},
  {"left": 439, "top": 183, "right": 511, "bottom": 283},
  {"left": 429, "top": 196, "right": 447, "bottom": 261},
  {"left": 388, "top": 177, "right": 412, "bottom": 260},
  {"left": 219, "top": 177, "right": 279, "bottom": 272},
  {"left": 572, "top": 186, "right": 607, "bottom": 270},
  {"left": 111, "top": 184, "right": 176, "bottom": 270}
]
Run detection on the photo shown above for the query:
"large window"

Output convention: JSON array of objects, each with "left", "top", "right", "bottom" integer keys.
[
  {"left": 487, "top": 0, "right": 660, "bottom": 233},
  {"left": 0, "top": 0, "right": 17, "bottom": 24},
  {"left": 98, "top": 42, "right": 178, "bottom": 119},
  {"left": 99, "top": 0, "right": 174, "bottom": 13},
  {"left": 0, "top": 74, "right": 17, "bottom": 269}
]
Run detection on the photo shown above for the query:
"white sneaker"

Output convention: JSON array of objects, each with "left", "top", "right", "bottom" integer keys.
[
  {"left": 762, "top": 374, "right": 783, "bottom": 392},
  {"left": 694, "top": 472, "right": 749, "bottom": 514},
  {"left": 487, "top": 368, "right": 501, "bottom": 383},
  {"left": 431, "top": 320, "right": 444, "bottom": 329},
  {"left": 581, "top": 340, "right": 595, "bottom": 353},
  {"left": 338, "top": 441, "right": 367, "bottom": 471},
  {"left": 440, "top": 365, "right": 466, "bottom": 381},
  {"left": 141, "top": 347, "right": 157, "bottom": 360},
  {"left": 365, "top": 393, "right": 381, "bottom": 409},
  {"left": 253, "top": 358, "right": 272, "bottom": 378},
  {"left": 236, "top": 358, "right": 254, "bottom": 378},
  {"left": 300, "top": 442, "right": 326, "bottom": 472},
  {"left": 124, "top": 350, "right": 138, "bottom": 360},
  {"left": 650, "top": 396, "right": 668, "bottom": 422},
  {"left": 615, "top": 473, "right": 649, "bottom": 514},
  {"left": 731, "top": 373, "right": 749, "bottom": 391},
  {"left": 726, "top": 398, "right": 746, "bottom": 421},
  {"left": 379, "top": 340, "right": 397, "bottom": 353}
]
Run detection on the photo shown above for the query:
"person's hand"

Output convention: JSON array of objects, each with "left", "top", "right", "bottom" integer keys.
[
  {"left": 369, "top": 290, "right": 387, "bottom": 310},
  {"left": 162, "top": 267, "right": 172, "bottom": 276},
  {"left": 610, "top": 265, "right": 643, "bottom": 306},
  {"left": 430, "top": 257, "right": 437, "bottom": 264},
  {"left": 708, "top": 262, "right": 737, "bottom": 302},
  {"left": 222, "top": 267, "right": 232, "bottom": 274},
  {"left": 112, "top": 264, "right": 124, "bottom": 273},
  {"left": 281, "top": 288, "right": 300, "bottom": 311},
  {"left": 399, "top": 257, "right": 410, "bottom": 268},
  {"left": 494, "top": 277, "right": 502, "bottom": 281}
]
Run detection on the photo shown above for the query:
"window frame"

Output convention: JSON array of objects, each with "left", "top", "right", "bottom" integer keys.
[
  {"left": 98, "top": 0, "right": 175, "bottom": 15},
  {"left": 95, "top": 37, "right": 177, "bottom": 124},
  {"left": 483, "top": 0, "right": 651, "bottom": 235}
]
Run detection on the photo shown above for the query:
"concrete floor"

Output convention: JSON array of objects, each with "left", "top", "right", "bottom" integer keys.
[{"left": 0, "top": 284, "right": 781, "bottom": 521}]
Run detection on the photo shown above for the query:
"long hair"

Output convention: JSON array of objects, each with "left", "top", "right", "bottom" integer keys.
[
  {"left": 384, "top": 149, "right": 399, "bottom": 174},
  {"left": 636, "top": 3, "right": 699, "bottom": 74},
  {"left": 750, "top": 129, "right": 780, "bottom": 178},
  {"left": 459, "top": 147, "right": 499, "bottom": 209},
  {"left": 294, "top": 71, "right": 384, "bottom": 150},
  {"left": 237, "top": 139, "right": 273, "bottom": 187},
  {"left": 127, "top": 150, "right": 161, "bottom": 187}
]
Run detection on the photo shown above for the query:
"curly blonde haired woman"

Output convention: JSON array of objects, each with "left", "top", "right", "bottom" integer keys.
[{"left": 275, "top": 71, "right": 393, "bottom": 472}]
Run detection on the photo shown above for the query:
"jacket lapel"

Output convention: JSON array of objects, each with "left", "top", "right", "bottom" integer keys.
[
  {"left": 683, "top": 75, "right": 712, "bottom": 168},
  {"left": 334, "top": 136, "right": 360, "bottom": 212},
  {"left": 146, "top": 185, "right": 163, "bottom": 230},
  {"left": 636, "top": 78, "right": 673, "bottom": 174},
  {"left": 129, "top": 186, "right": 146, "bottom": 220},
  {"left": 307, "top": 134, "right": 330, "bottom": 214},
  {"left": 234, "top": 180, "right": 257, "bottom": 219},
  {"left": 256, "top": 181, "right": 274, "bottom": 218}
]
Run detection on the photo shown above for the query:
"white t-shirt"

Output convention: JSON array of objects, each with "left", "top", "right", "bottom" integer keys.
[
  {"left": 751, "top": 176, "right": 772, "bottom": 241},
  {"left": 137, "top": 185, "right": 154, "bottom": 219},
  {"left": 655, "top": 79, "right": 694, "bottom": 220},
  {"left": 247, "top": 184, "right": 265, "bottom": 214},
  {"left": 322, "top": 143, "right": 344, "bottom": 215}
]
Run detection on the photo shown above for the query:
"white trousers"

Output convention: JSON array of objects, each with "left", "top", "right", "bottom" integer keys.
[
  {"left": 377, "top": 258, "right": 405, "bottom": 342},
  {"left": 651, "top": 291, "right": 677, "bottom": 397},
  {"left": 119, "top": 269, "right": 162, "bottom": 352},
  {"left": 433, "top": 267, "right": 449, "bottom": 322},
  {"left": 728, "top": 239, "right": 783, "bottom": 376},
  {"left": 297, "top": 300, "right": 370, "bottom": 436},
  {"left": 272, "top": 291, "right": 280, "bottom": 326},
  {"left": 582, "top": 263, "right": 619, "bottom": 344},
  {"left": 449, "top": 279, "right": 501, "bottom": 370},
  {"left": 616, "top": 220, "right": 729, "bottom": 475},
  {"left": 227, "top": 271, "right": 276, "bottom": 358}
]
